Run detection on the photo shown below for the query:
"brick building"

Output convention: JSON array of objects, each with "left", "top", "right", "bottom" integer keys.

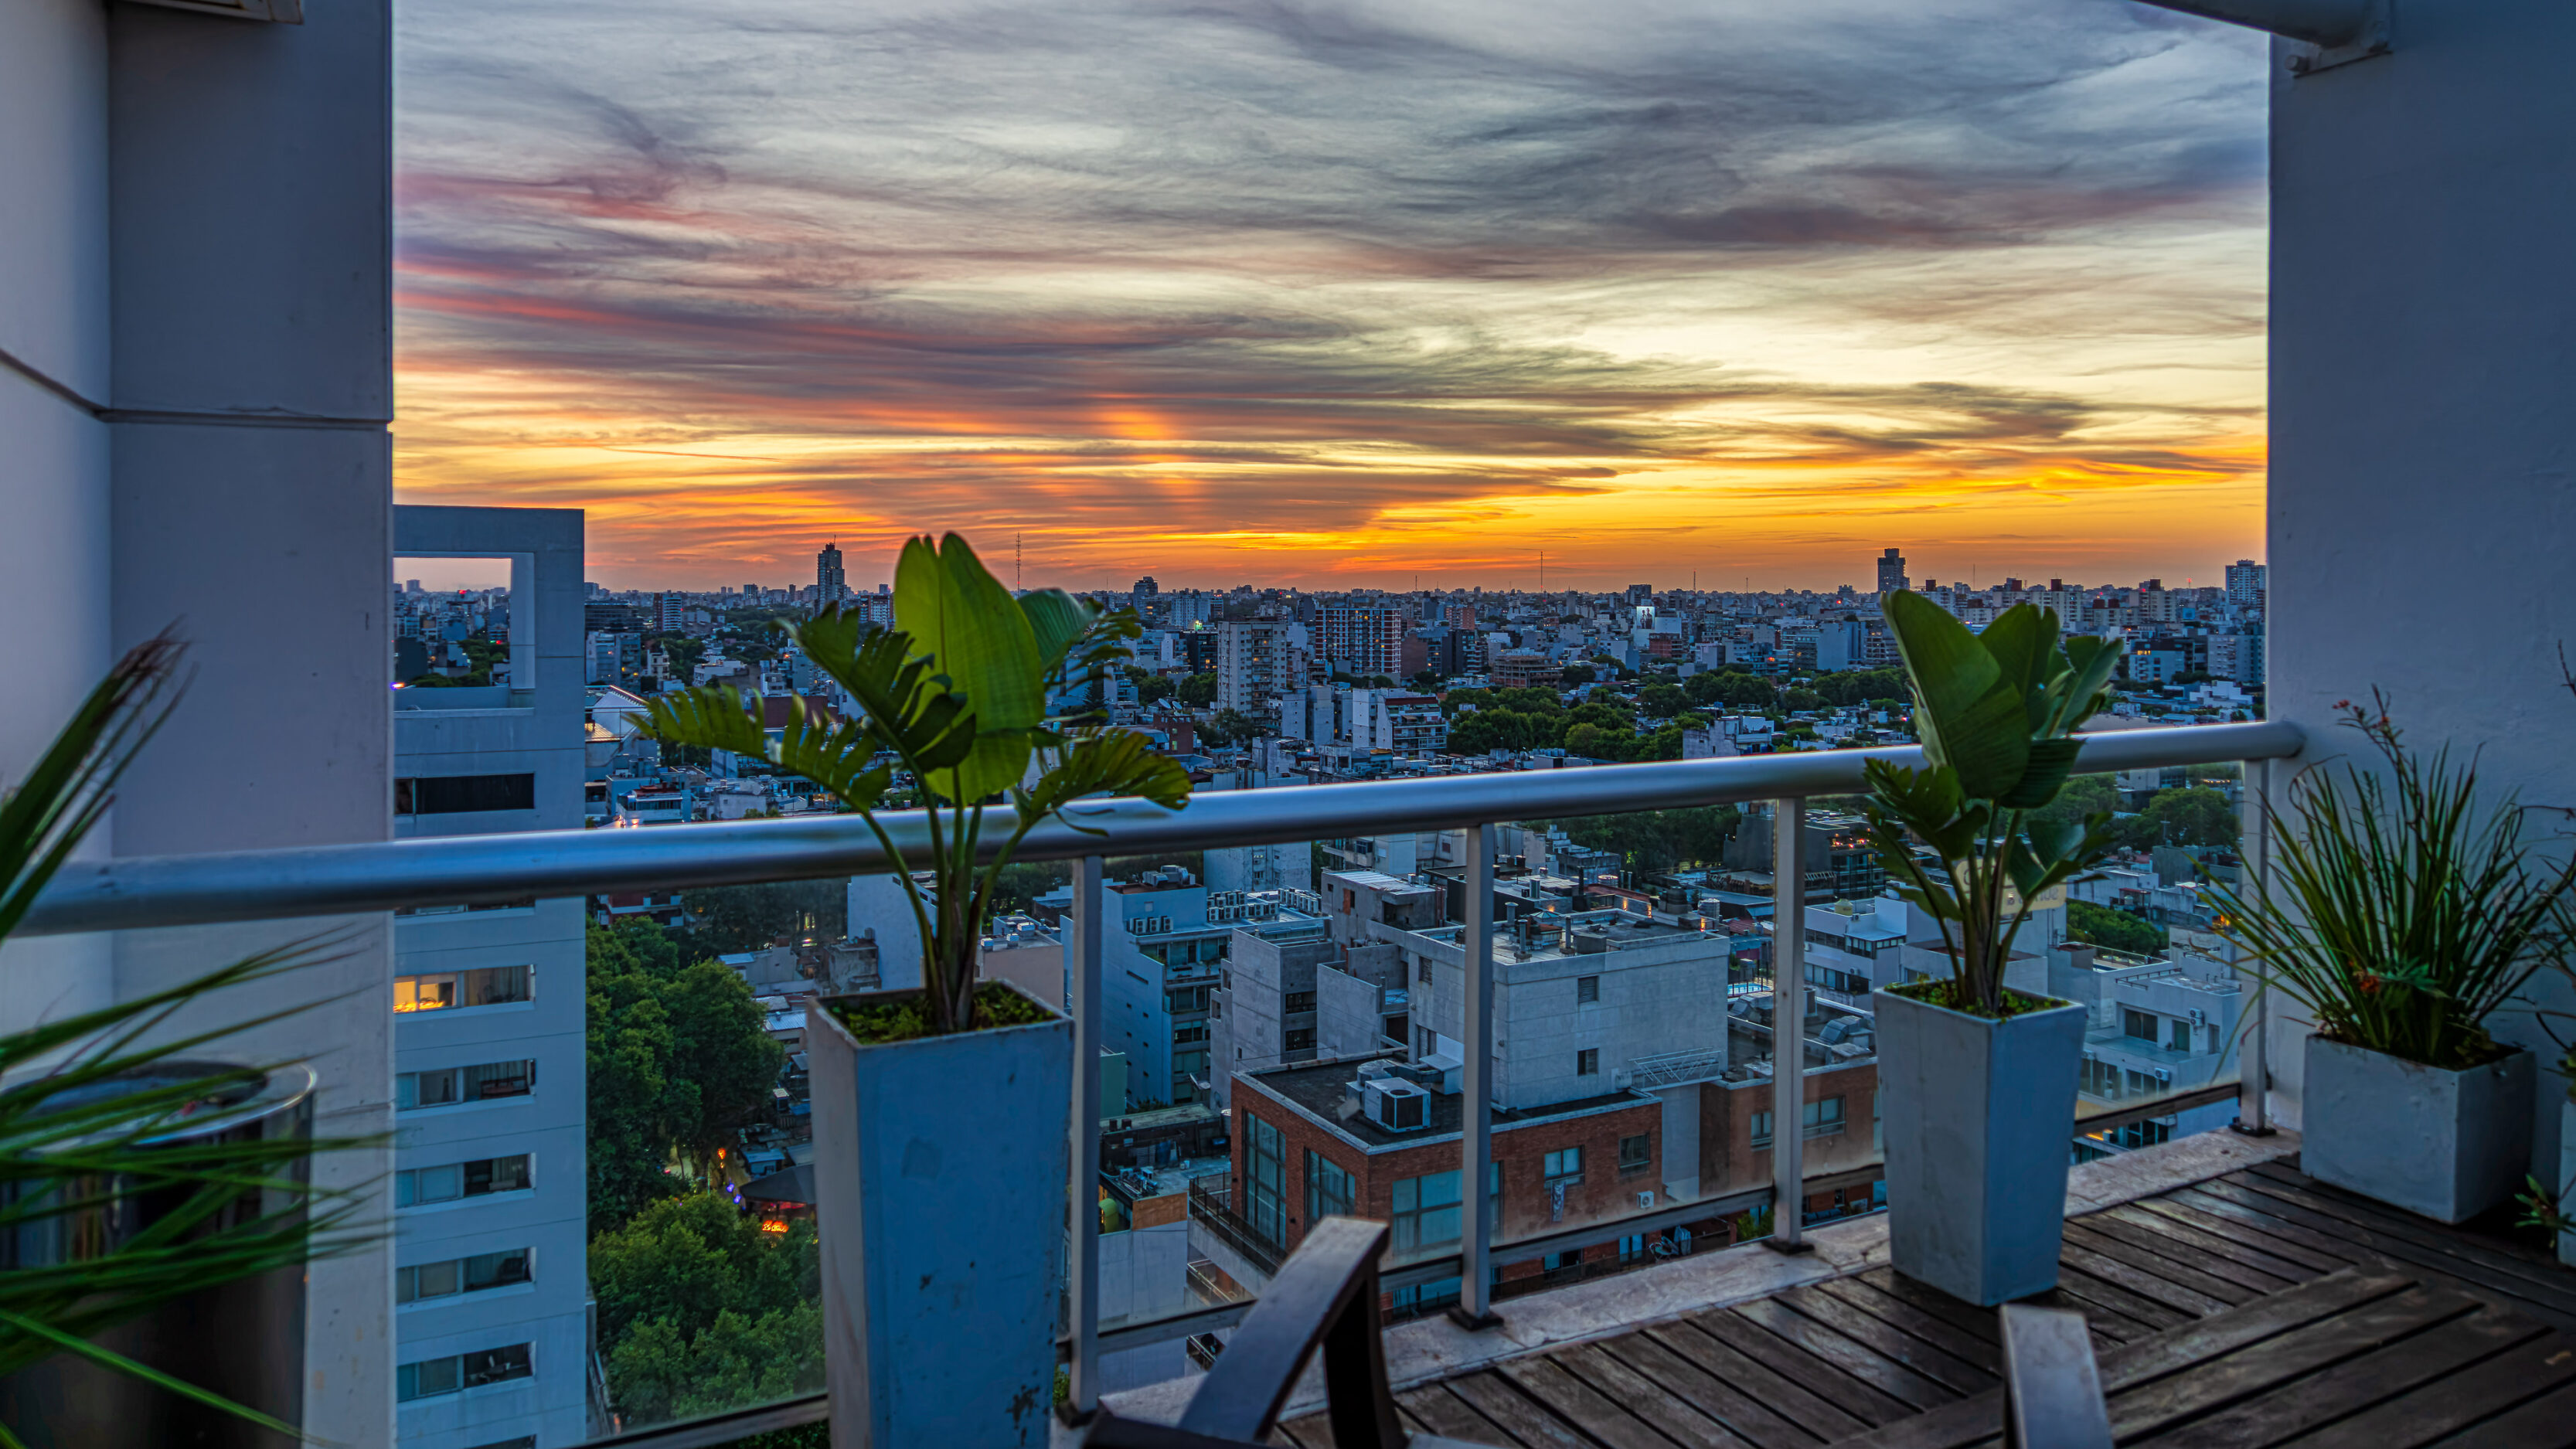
[{"left": 1223, "top": 1054, "right": 1683, "bottom": 1318}]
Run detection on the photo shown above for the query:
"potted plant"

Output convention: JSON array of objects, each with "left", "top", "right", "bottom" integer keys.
[
  {"left": 1860, "top": 594, "right": 2120, "bottom": 1306},
  {"left": 0, "top": 635, "right": 373, "bottom": 1445},
  {"left": 640, "top": 535, "right": 1189, "bottom": 1446},
  {"left": 2214, "top": 695, "right": 2573, "bottom": 1224}
]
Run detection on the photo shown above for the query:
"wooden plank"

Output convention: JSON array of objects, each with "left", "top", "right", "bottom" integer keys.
[
  {"left": 2275, "top": 1331, "right": 2576, "bottom": 1449},
  {"left": 1859, "top": 1269, "right": 2003, "bottom": 1345},
  {"left": 2026, "top": 1284, "right": 2161, "bottom": 1348},
  {"left": 2056, "top": 1237, "right": 2238, "bottom": 1318},
  {"left": 2050, "top": 1257, "right": 2205, "bottom": 1331},
  {"left": 2071, "top": 1209, "right": 2298, "bottom": 1297},
  {"left": 2202, "top": 1176, "right": 2576, "bottom": 1330},
  {"left": 2425, "top": 1372, "right": 2576, "bottom": 1448},
  {"left": 1496, "top": 1355, "right": 1679, "bottom": 1449},
  {"left": 1557, "top": 1341, "right": 1760, "bottom": 1449},
  {"left": 2130, "top": 1305, "right": 2545, "bottom": 1449},
  {"left": 1731, "top": 1297, "right": 1957, "bottom": 1413},
  {"left": 2127, "top": 1196, "right": 2353, "bottom": 1277},
  {"left": 2161, "top": 1186, "right": 2377, "bottom": 1270},
  {"left": 1397, "top": 1383, "right": 1519, "bottom": 1447},
  {"left": 1287, "top": 1408, "right": 1337, "bottom": 1449},
  {"left": 1823, "top": 1269, "right": 2418, "bottom": 1449},
  {"left": 2103, "top": 1284, "right": 2481, "bottom": 1443},
  {"left": 2235, "top": 1165, "right": 2576, "bottom": 1304},
  {"left": 2108, "top": 1199, "right": 2339, "bottom": 1282},
  {"left": 1649, "top": 1317, "right": 1878, "bottom": 1440},
  {"left": 1600, "top": 1329, "right": 1824, "bottom": 1449},
  {"left": 1776, "top": 1284, "right": 1999, "bottom": 1396},
  {"left": 1813, "top": 1277, "right": 2006, "bottom": 1376},
  {"left": 2062, "top": 1223, "right": 2263, "bottom": 1308},
  {"left": 1445, "top": 1372, "right": 1598, "bottom": 1449}
]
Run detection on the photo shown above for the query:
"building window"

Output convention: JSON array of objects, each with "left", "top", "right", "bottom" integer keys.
[
  {"left": 1576, "top": 975, "right": 1599, "bottom": 1005},
  {"left": 1417, "top": 954, "right": 1432, "bottom": 984},
  {"left": 396, "top": 1060, "right": 536, "bottom": 1111},
  {"left": 2124, "top": 1009, "right": 2158, "bottom": 1043},
  {"left": 1618, "top": 1233, "right": 1648, "bottom": 1264},
  {"left": 1804, "top": 1097, "right": 1846, "bottom": 1138},
  {"left": 1543, "top": 1148, "right": 1584, "bottom": 1191},
  {"left": 1247, "top": 1117, "right": 1286, "bottom": 1247},
  {"left": 1305, "top": 1150, "right": 1355, "bottom": 1222},
  {"left": 1750, "top": 1111, "right": 1775, "bottom": 1148},
  {"left": 1175, "top": 1025, "right": 1208, "bottom": 1045},
  {"left": 1284, "top": 991, "right": 1316, "bottom": 1013},
  {"left": 1618, "top": 1134, "right": 1652, "bottom": 1175},
  {"left": 395, "top": 773, "right": 536, "bottom": 815},
  {"left": 1392, "top": 1170, "right": 1462, "bottom": 1256},
  {"left": 396, "top": 1343, "right": 533, "bottom": 1401},
  {"left": 1282, "top": 1028, "right": 1316, "bottom": 1053},
  {"left": 393, "top": 964, "right": 530, "bottom": 1012},
  {"left": 396, "top": 1155, "right": 532, "bottom": 1208},
  {"left": 1575, "top": 1048, "right": 1599, "bottom": 1077},
  {"left": 1387, "top": 1277, "right": 1461, "bottom": 1317},
  {"left": 2171, "top": 1018, "right": 2193, "bottom": 1053},
  {"left": 397, "top": 1248, "right": 532, "bottom": 1304}
]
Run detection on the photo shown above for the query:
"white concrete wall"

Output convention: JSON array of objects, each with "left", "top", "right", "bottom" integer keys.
[
  {"left": 2266, "top": 0, "right": 2576, "bottom": 1179},
  {"left": 0, "top": 0, "right": 115, "bottom": 1031}
]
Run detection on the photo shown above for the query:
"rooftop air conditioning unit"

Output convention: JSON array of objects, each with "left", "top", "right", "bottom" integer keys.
[
  {"left": 2154, "top": 1067, "right": 2173, "bottom": 1084},
  {"left": 1363, "top": 1078, "right": 1430, "bottom": 1133},
  {"left": 1635, "top": 1191, "right": 1656, "bottom": 1209},
  {"left": 2190, "top": 1009, "right": 2208, "bottom": 1027}
]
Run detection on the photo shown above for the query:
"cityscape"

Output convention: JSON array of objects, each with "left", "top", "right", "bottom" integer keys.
[{"left": 385, "top": 531, "right": 2268, "bottom": 1444}]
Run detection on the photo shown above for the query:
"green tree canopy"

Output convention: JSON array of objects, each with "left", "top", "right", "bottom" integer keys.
[
  {"left": 2067, "top": 900, "right": 2169, "bottom": 956},
  {"left": 682, "top": 880, "right": 847, "bottom": 953},
  {"left": 592, "top": 1193, "right": 822, "bottom": 1426},
  {"left": 1557, "top": 663, "right": 1597, "bottom": 685},
  {"left": 1684, "top": 670, "right": 1776, "bottom": 709},
  {"left": 1176, "top": 672, "right": 1220, "bottom": 708},
  {"left": 588, "top": 923, "right": 788, "bottom": 1232},
  {"left": 1550, "top": 806, "right": 1742, "bottom": 876},
  {"left": 2120, "top": 787, "right": 2241, "bottom": 851}
]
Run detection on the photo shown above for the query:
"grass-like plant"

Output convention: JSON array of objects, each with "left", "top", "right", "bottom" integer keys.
[
  {"left": 2211, "top": 693, "right": 2576, "bottom": 1071},
  {"left": 0, "top": 634, "right": 375, "bottom": 1446},
  {"left": 1860, "top": 594, "right": 2122, "bottom": 1017},
  {"left": 638, "top": 534, "right": 1191, "bottom": 1037}
]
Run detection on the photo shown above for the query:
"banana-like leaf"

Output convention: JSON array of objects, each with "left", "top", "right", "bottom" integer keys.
[
  {"left": 2048, "top": 634, "right": 2123, "bottom": 736},
  {"left": 635, "top": 685, "right": 771, "bottom": 757},
  {"left": 1976, "top": 604, "right": 2058, "bottom": 730},
  {"left": 1997, "top": 736, "right": 2087, "bottom": 811},
  {"left": 816, "top": 626, "right": 981, "bottom": 774},
  {"left": 895, "top": 535, "right": 1045, "bottom": 733},
  {"left": 1019, "top": 590, "right": 1096, "bottom": 672},
  {"left": 1883, "top": 592, "right": 2030, "bottom": 801},
  {"left": 934, "top": 730, "right": 1036, "bottom": 806},
  {"left": 770, "top": 705, "right": 895, "bottom": 812},
  {"left": 1021, "top": 729, "right": 1194, "bottom": 822}
]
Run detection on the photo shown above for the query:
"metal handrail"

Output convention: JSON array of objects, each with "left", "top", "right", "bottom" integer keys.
[{"left": 19, "top": 720, "right": 2299, "bottom": 936}]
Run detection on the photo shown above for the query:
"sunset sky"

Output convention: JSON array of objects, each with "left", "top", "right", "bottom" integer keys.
[{"left": 392, "top": 0, "right": 2269, "bottom": 594}]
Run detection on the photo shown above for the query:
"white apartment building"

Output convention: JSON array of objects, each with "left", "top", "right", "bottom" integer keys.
[
  {"left": 391, "top": 507, "right": 594, "bottom": 1448},
  {"left": 1214, "top": 617, "right": 1308, "bottom": 715}
]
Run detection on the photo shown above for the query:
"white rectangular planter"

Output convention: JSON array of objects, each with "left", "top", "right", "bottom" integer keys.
[
  {"left": 808, "top": 983, "right": 1072, "bottom": 1448},
  {"left": 2303, "top": 1037, "right": 2531, "bottom": 1225},
  {"left": 1876, "top": 987, "right": 2088, "bottom": 1306}
]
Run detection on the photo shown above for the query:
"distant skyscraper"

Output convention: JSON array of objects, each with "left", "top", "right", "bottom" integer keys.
[
  {"left": 1132, "top": 575, "right": 1159, "bottom": 599},
  {"left": 2226, "top": 560, "right": 2266, "bottom": 605},
  {"left": 1877, "top": 548, "right": 1908, "bottom": 595},
  {"left": 816, "top": 542, "right": 848, "bottom": 604},
  {"left": 744, "top": 581, "right": 761, "bottom": 600}
]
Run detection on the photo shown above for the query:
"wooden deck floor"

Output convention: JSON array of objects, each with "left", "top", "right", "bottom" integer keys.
[{"left": 1275, "top": 1161, "right": 2576, "bottom": 1449}]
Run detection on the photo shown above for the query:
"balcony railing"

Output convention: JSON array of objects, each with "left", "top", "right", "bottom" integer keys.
[{"left": 17, "top": 718, "right": 2301, "bottom": 1440}]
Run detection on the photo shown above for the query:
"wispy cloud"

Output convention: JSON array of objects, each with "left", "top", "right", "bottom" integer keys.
[{"left": 393, "top": 0, "right": 2268, "bottom": 589}]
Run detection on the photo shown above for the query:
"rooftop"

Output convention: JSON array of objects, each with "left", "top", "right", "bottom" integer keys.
[{"left": 1242, "top": 1053, "right": 1654, "bottom": 1151}]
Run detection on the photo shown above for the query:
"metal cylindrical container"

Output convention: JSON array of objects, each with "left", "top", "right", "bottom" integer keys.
[{"left": 0, "top": 1060, "right": 317, "bottom": 1447}]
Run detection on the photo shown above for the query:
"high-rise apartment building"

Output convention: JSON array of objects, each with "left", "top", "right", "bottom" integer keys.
[
  {"left": 1876, "top": 548, "right": 1908, "bottom": 595},
  {"left": 2226, "top": 560, "right": 2266, "bottom": 606},
  {"left": 655, "top": 593, "right": 686, "bottom": 632},
  {"left": 1316, "top": 603, "right": 1407, "bottom": 679},
  {"left": 816, "top": 541, "right": 848, "bottom": 604},
  {"left": 391, "top": 508, "right": 594, "bottom": 1448},
  {"left": 1216, "top": 617, "right": 1306, "bottom": 714}
]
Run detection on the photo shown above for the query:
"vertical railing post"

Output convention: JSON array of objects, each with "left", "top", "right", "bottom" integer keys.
[
  {"left": 1451, "top": 821, "right": 1503, "bottom": 1328},
  {"left": 1767, "top": 798, "right": 1811, "bottom": 1253},
  {"left": 2234, "top": 760, "right": 2275, "bottom": 1135},
  {"left": 1064, "top": 853, "right": 1106, "bottom": 1420}
]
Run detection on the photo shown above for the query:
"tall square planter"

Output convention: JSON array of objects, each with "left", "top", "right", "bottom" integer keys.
[
  {"left": 2303, "top": 1037, "right": 2531, "bottom": 1225},
  {"left": 807, "top": 982, "right": 1072, "bottom": 1448},
  {"left": 1876, "top": 987, "right": 2088, "bottom": 1306}
]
